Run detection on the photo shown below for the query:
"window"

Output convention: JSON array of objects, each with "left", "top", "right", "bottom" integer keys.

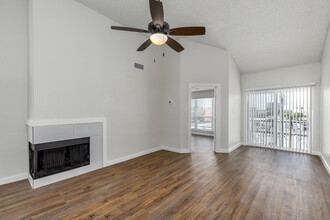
[
  {"left": 191, "top": 98, "right": 214, "bottom": 131},
  {"left": 246, "top": 86, "right": 312, "bottom": 153}
]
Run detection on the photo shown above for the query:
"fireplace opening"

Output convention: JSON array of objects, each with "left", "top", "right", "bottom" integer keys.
[{"left": 29, "top": 137, "right": 90, "bottom": 179}]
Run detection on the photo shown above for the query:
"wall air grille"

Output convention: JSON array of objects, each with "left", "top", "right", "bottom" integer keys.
[{"left": 134, "top": 63, "right": 144, "bottom": 70}]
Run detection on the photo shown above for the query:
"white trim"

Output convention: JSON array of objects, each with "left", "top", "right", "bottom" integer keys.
[
  {"left": 162, "top": 146, "right": 180, "bottom": 153},
  {"left": 245, "top": 82, "right": 316, "bottom": 92},
  {"left": 103, "top": 147, "right": 162, "bottom": 167},
  {"left": 229, "top": 142, "right": 242, "bottom": 152},
  {"left": 188, "top": 83, "right": 221, "bottom": 153},
  {"left": 0, "top": 173, "right": 28, "bottom": 186},
  {"left": 180, "top": 148, "right": 191, "bottom": 153},
  {"left": 312, "top": 151, "right": 321, "bottom": 156},
  {"left": 27, "top": 117, "right": 106, "bottom": 127},
  {"left": 247, "top": 145, "right": 312, "bottom": 154},
  {"left": 215, "top": 143, "right": 242, "bottom": 153},
  {"left": 215, "top": 149, "right": 230, "bottom": 153},
  {"left": 27, "top": 173, "right": 34, "bottom": 188},
  {"left": 319, "top": 153, "right": 330, "bottom": 175},
  {"left": 162, "top": 146, "right": 191, "bottom": 154},
  {"left": 312, "top": 151, "right": 330, "bottom": 175}
]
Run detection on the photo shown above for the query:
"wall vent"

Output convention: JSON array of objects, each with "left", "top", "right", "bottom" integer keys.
[{"left": 134, "top": 63, "right": 144, "bottom": 70}]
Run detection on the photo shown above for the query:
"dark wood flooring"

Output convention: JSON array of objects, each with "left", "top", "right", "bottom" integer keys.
[
  {"left": 0, "top": 146, "right": 329, "bottom": 220},
  {"left": 191, "top": 134, "right": 214, "bottom": 152}
]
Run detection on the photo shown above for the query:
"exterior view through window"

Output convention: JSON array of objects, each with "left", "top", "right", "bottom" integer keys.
[
  {"left": 246, "top": 86, "right": 312, "bottom": 153},
  {"left": 191, "top": 98, "right": 214, "bottom": 131}
]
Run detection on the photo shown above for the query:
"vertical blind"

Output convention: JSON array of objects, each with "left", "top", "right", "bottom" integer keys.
[{"left": 246, "top": 86, "right": 312, "bottom": 154}]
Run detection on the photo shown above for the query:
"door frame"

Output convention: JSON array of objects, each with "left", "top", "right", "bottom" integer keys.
[{"left": 188, "top": 83, "right": 221, "bottom": 152}]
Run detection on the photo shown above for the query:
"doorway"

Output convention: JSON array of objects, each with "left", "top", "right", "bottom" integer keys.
[{"left": 188, "top": 84, "right": 221, "bottom": 152}]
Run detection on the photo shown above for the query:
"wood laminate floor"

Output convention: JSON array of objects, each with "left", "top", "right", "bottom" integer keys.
[
  {"left": 191, "top": 134, "right": 214, "bottom": 152},
  {"left": 0, "top": 146, "right": 329, "bottom": 220}
]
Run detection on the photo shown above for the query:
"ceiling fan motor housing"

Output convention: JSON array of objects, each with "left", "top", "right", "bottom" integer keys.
[{"left": 148, "top": 22, "right": 170, "bottom": 35}]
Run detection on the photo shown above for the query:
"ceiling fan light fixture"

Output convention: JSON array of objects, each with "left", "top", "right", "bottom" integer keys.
[{"left": 150, "top": 33, "right": 168, "bottom": 45}]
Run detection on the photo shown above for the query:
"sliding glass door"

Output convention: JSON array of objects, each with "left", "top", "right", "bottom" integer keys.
[{"left": 246, "top": 86, "right": 312, "bottom": 153}]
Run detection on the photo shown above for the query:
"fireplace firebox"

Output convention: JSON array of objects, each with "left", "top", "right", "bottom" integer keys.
[{"left": 29, "top": 137, "right": 90, "bottom": 179}]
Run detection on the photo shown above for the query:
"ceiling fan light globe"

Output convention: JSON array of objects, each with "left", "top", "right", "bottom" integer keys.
[{"left": 150, "top": 33, "right": 168, "bottom": 45}]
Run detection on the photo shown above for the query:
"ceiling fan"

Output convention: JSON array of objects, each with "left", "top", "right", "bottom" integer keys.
[{"left": 111, "top": 0, "right": 206, "bottom": 53}]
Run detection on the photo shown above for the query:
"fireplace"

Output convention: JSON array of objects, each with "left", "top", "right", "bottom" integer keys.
[{"left": 29, "top": 137, "right": 90, "bottom": 179}]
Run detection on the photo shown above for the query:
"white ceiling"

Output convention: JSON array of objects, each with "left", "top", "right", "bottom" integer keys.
[{"left": 76, "top": 0, "right": 330, "bottom": 74}]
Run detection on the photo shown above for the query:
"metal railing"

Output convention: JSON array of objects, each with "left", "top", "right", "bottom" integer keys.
[
  {"left": 191, "top": 116, "right": 213, "bottom": 130},
  {"left": 246, "top": 86, "right": 312, "bottom": 153}
]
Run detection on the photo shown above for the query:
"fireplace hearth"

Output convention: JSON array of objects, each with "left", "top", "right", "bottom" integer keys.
[{"left": 29, "top": 137, "right": 90, "bottom": 179}]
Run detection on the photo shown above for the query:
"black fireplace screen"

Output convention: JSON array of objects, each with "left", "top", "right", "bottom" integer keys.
[{"left": 29, "top": 137, "right": 90, "bottom": 179}]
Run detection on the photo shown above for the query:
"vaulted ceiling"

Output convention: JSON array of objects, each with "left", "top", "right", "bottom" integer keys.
[{"left": 76, "top": 0, "right": 330, "bottom": 74}]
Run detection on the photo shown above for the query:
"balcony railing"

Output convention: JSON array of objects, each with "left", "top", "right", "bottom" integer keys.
[{"left": 191, "top": 116, "right": 213, "bottom": 130}]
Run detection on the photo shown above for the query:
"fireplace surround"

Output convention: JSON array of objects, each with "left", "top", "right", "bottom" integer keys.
[
  {"left": 29, "top": 137, "right": 90, "bottom": 179},
  {"left": 27, "top": 119, "right": 105, "bottom": 189}
]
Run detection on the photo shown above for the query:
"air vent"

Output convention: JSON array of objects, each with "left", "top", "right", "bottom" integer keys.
[{"left": 134, "top": 63, "right": 144, "bottom": 70}]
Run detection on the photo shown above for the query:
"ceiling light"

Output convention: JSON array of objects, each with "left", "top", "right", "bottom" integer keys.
[{"left": 150, "top": 33, "right": 168, "bottom": 45}]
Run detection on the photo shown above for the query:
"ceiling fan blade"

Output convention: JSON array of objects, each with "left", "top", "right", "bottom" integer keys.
[
  {"left": 166, "top": 37, "right": 184, "bottom": 53},
  {"left": 137, "top": 39, "right": 153, "bottom": 51},
  {"left": 149, "top": 0, "right": 164, "bottom": 28},
  {"left": 169, "top": 27, "right": 206, "bottom": 36},
  {"left": 111, "top": 26, "right": 149, "bottom": 33}
]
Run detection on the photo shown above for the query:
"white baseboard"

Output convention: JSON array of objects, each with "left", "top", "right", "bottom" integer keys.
[
  {"left": 180, "top": 148, "right": 192, "bottom": 153},
  {"left": 0, "top": 173, "right": 28, "bottom": 186},
  {"left": 215, "top": 143, "right": 242, "bottom": 153},
  {"left": 162, "top": 146, "right": 191, "bottom": 154},
  {"left": 103, "top": 147, "right": 162, "bottom": 167},
  {"left": 27, "top": 117, "right": 107, "bottom": 127},
  {"left": 229, "top": 143, "right": 242, "bottom": 152},
  {"left": 312, "top": 151, "right": 321, "bottom": 156},
  {"left": 215, "top": 148, "right": 230, "bottom": 153},
  {"left": 313, "top": 151, "right": 330, "bottom": 175}
]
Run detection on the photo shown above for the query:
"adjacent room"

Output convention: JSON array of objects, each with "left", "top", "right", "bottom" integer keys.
[
  {"left": 190, "top": 86, "right": 216, "bottom": 152},
  {"left": 0, "top": 0, "right": 329, "bottom": 219}
]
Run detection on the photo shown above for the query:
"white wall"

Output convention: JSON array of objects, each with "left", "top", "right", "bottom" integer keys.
[
  {"left": 228, "top": 55, "right": 241, "bottom": 148},
  {"left": 162, "top": 46, "right": 181, "bottom": 149},
  {"left": 0, "top": 0, "right": 28, "bottom": 181},
  {"left": 162, "top": 39, "right": 241, "bottom": 151},
  {"left": 179, "top": 39, "right": 230, "bottom": 151},
  {"left": 320, "top": 26, "right": 330, "bottom": 169},
  {"left": 241, "top": 63, "right": 321, "bottom": 152},
  {"left": 28, "top": 0, "right": 163, "bottom": 161}
]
